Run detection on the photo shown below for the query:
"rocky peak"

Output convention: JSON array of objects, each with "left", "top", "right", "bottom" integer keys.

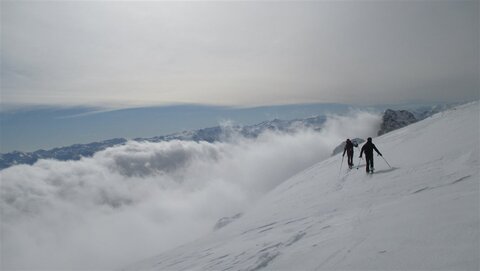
[{"left": 378, "top": 109, "right": 417, "bottom": 136}]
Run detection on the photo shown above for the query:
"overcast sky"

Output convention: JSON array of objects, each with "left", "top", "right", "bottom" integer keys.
[{"left": 1, "top": 1, "right": 478, "bottom": 108}]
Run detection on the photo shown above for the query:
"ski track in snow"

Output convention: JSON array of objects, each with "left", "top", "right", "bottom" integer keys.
[{"left": 125, "top": 102, "right": 479, "bottom": 271}]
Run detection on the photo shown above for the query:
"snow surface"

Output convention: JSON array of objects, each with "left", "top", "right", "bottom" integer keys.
[{"left": 126, "top": 102, "right": 479, "bottom": 270}]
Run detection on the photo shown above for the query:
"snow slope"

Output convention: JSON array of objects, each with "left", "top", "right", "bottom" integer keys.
[{"left": 126, "top": 102, "right": 479, "bottom": 270}]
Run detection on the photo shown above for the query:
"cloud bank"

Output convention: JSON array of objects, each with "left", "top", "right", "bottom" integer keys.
[{"left": 0, "top": 111, "right": 380, "bottom": 269}]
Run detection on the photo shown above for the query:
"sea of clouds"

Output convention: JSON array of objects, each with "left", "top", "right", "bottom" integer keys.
[{"left": 0, "top": 111, "right": 381, "bottom": 270}]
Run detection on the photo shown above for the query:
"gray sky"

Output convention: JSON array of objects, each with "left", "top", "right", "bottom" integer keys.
[{"left": 1, "top": 1, "right": 478, "bottom": 108}]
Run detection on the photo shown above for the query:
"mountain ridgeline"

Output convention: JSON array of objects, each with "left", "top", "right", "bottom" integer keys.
[
  {"left": 0, "top": 116, "right": 327, "bottom": 170},
  {"left": 0, "top": 105, "right": 446, "bottom": 170}
]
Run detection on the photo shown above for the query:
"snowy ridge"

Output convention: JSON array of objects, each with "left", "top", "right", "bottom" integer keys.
[{"left": 125, "top": 102, "right": 479, "bottom": 270}]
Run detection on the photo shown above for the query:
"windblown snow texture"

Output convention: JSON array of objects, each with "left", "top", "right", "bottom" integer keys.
[{"left": 126, "top": 102, "right": 479, "bottom": 271}]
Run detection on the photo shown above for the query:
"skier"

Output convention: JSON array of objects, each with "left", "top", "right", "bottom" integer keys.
[
  {"left": 359, "top": 137, "right": 382, "bottom": 173},
  {"left": 342, "top": 139, "right": 355, "bottom": 169}
]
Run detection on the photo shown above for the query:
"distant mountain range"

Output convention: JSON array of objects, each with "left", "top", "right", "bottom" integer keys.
[
  {"left": 0, "top": 116, "right": 327, "bottom": 170},
  {"left": 0, "top": 104, "right": 451, "bottom": 170}
]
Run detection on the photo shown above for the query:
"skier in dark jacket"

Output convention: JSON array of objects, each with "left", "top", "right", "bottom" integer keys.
[
  {"left": 360, "top": 137, "right": 382, "bottom": 173},
  {"left": 342, "top": 139, "right": 355, "bottom": 168}
]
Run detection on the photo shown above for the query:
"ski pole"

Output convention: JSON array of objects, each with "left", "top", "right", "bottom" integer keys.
[
  {"left": 380, "top": 155, "right": 392, "bottom": 168},
  {"left": 356, "top": 157, "right": 363, "bottom": 170},
  {"left": 339, "top": 155, "right": 344, "bottom": 176}
]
